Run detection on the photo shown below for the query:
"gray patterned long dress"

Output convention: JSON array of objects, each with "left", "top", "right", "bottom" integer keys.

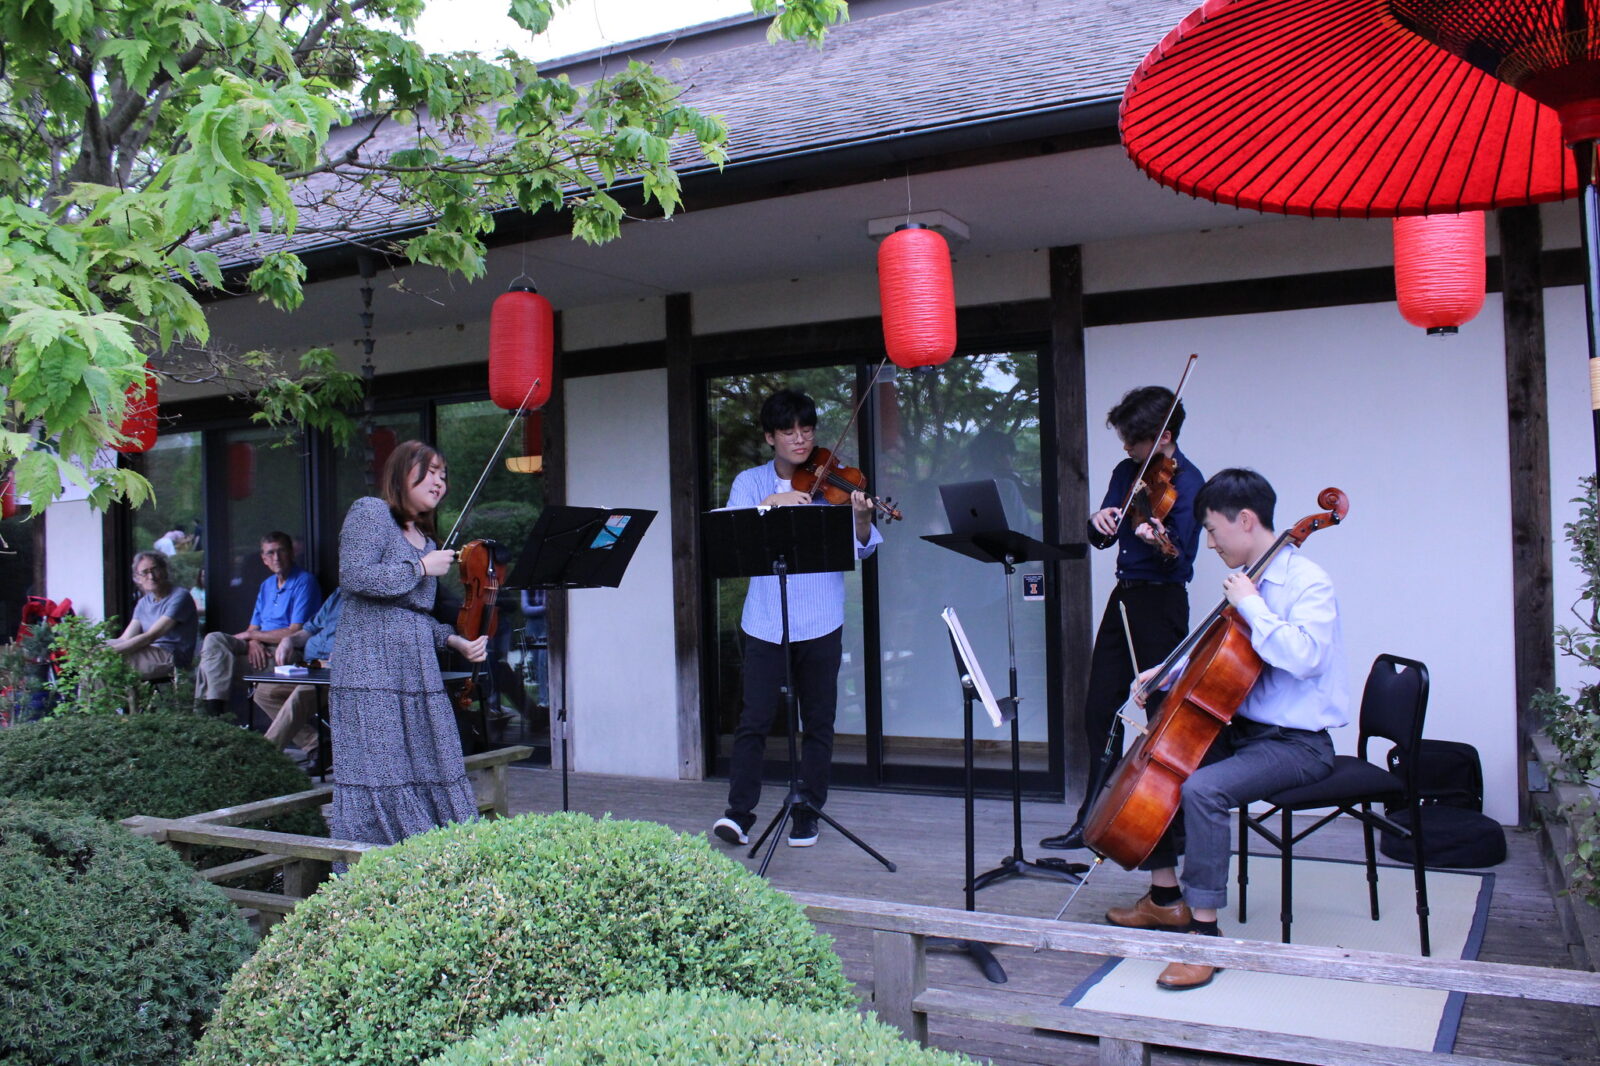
[{"left": 328, "top": 496, "right": 478, "bottom": 846}]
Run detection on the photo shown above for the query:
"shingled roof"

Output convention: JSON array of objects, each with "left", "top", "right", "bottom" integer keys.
[{"left": 208, "top": 0, "right": 1197, "bottom": 270}]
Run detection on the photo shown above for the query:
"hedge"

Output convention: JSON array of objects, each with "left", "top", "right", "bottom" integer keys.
[
  {"left": 191, "top": 812, "right": 852, "bottom": 1066},
  {"left": 424, "top": 988, "right": 977, "bottom": 1065},
  {"left": 0, "top": 799, "right": 254, "bottom": 1065}
]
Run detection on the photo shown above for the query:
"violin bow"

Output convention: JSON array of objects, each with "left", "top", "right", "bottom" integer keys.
[
  {"left": 1103, "top": 353, "right": 1198, "bottom": 542},
  {"left": 443, "top": 378, "right": 541, "bottom": 549},
  {"left": 800, "top": 357, "right": 891, "bottom": 504}
]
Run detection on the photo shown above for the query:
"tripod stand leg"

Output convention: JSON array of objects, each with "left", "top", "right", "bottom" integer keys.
[
  {"left": 750, "top": 798, "right": 795, "bottom": 877},
  {"left": 811, "top": 807, "right": 897, "bottom": 872}
]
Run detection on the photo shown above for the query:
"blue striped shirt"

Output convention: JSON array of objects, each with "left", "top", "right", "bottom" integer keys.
[{"left": 727, "top": 461, "right": 883, "bottom": 643}]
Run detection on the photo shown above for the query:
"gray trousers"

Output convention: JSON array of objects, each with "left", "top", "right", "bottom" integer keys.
[
  {"left": 1143, "top": 717, "right": 1335, "bottom": 911},
  {"left": 195, "top": 632, "right": 250, "bottom": 701}
]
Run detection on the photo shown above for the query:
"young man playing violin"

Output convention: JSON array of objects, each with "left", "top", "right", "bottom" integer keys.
[
  {"left": 1041, "top": 385, "right": 1205, "bottom": 852},
  {"left": 712, "top": 388, "right": 881, "bottom": 849},
  {"left": 1107, "top": 468, "right": 1348, "bottom": 990}
]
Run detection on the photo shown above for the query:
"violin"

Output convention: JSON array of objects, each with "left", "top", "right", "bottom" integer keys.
[
  {"left": 452, "top": 539, "right": 501, "bottom": 713},
  {"left": 1082, "top": 487, "right": 1350, "bottom": 870},
  {"left": 1089, "top": 354, "right": 1196, "bottom": 557},
  {"left": 793, "top": 446, "right": 903, "bottom": 523}
]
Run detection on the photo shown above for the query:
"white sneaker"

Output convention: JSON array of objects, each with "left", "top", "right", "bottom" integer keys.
[{"left": 712, "top": 817, "right": 749, "bottom": 845}]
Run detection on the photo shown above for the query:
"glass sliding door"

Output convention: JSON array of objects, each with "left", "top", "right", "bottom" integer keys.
[
  {"left": 871, "top": 353, "right": 1051, "bottom": 786},
  {"left": 701, "top": 351, "right": 1056, "bottom": 795},
  {"left": 210, "top": 428, "right": 312, "bottom": 637},
  {"left": 704, "top": 367, "right": 871, "bottom": 781}
]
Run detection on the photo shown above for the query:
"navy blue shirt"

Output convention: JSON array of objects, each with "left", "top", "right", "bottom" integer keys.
[{"left": 1093, "top": 447, "right": 1205, "bottom": 583}]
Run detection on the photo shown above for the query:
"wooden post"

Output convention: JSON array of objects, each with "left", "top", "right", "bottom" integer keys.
[
  {"left": 281, "top": 858, "right": 330, "bottom": 899},
  {"left": 871, "top": 928, "right": 928, "bottom": 1044},
  {"left": 1046, "top": 246, "right": 1093, "bottom": 800},
  {"left": 1498, "top": 204, "right": 1554, "bottom": 826},
  {"left": 664, "top": 293, "right": 705, "bottom": 781},
  {"left": 1098, "top": 1037, "right": 1152, "bottom": 1066}
]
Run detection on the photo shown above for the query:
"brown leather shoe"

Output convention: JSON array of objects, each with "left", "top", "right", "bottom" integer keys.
[
  {"left": 1105, "top": 892, "right": 1193, "bottom": 930},
  {"left": 1156, "top": 930, "right": 1222, "bottom": 990}
]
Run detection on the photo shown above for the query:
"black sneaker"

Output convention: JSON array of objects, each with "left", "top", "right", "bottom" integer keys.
[
  {"left": 788, "top": 810, "right": 819, "bottom": 847},
  {"left": 712, "top": 816, "right": 749, "bottom": 846}
]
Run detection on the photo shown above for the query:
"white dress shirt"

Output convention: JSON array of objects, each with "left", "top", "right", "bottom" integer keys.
[
  {"left": 726, "top": 461, "right": 882, "bottom": 643},
  {"left": 1231, "top": 546, "right": 1349, "bottom": 731}
]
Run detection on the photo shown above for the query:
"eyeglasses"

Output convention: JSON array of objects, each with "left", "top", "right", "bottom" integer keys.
[
  {"left": 133, "top": 568, "right": 161, "bottom": 577},
  {"left": 773, "top": 426, "right": 816, "bottom": 441}
]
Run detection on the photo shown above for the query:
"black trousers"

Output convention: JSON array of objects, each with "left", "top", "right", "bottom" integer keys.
[
  {"left": 725, "top": 627, "right": 842, "bottom": 821},
  {"left": 1073, "top": 582, "right": 1189, "bottom": 823}
]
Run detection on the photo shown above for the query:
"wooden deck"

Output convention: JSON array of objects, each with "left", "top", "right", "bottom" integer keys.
[{"left": 503, "top": 766, "right": 1599, "bottom": 1066}]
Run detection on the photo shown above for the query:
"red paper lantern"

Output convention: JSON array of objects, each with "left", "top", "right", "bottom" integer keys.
[
  {"left": 369, "top": 426, "right": 397, "bottom": 484},
  {"left": 112, "top": 367, "right": 159, "bottom": 453},
  {"left": 878, "top": 224, "right": 956, "bottom": 368},
  {"left": 227, "top": 442, "right": 255, "bottom": 501},
  {"left": 1392, "top": 211, "right": 1487, "bottom": 335},
  {"left": 1, "top": 472, "right": 16, "bottom": 520},
  {"left": 489, "top": 285, "right": 553, "bottom": 411}
]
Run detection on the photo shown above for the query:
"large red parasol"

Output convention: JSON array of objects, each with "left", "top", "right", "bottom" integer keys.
[{"left": 1121, "top": 0, "right": 1600, "bottom": 467}]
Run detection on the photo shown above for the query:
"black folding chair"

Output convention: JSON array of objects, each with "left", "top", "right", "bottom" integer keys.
[{"left": 1237, "top": 653, "right": 1432, "bottom": 955}]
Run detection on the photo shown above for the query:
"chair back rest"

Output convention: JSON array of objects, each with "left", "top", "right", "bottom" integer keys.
[{"left": 1356, "top": 654, "right": 1429, "bottom": 773}]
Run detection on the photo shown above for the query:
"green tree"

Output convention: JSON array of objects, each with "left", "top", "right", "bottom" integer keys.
[{"left": 0, "top": 0, "right": 848, "bottom": 510}]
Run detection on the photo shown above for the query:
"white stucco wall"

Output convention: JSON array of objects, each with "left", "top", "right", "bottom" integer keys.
[
  {"left": 562, "top": 368, "right": 680, "bottom": 777},
  {"left": 45, "top": 499, "right": 104, "bottom": 622},
  {"left": 1545, "top": 284, "right": 1595, "bottom": 700},
  {"left": 1086, "top": 298, "right": 1522, "bottom": 824}
]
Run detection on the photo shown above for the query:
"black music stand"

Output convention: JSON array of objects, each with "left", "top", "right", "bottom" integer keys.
[
  {"left": 703, "top": 504, "right": 896, "bottom": 878},
  {"left": 922, "top": 522, "right": 1089, "bottom": 891},
  {"left": 506, "top": 505, "right": 656, "bottom": 812}
]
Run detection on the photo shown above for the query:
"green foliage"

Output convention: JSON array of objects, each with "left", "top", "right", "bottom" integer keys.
[
  {"left": 192, "top": 812, "right": 852, "bottom": 1066},
  {"left": 0, "top": 0, "right": 848, "bottom": 510},
  {"left": 1538, "top": 475, "right": 1600, "bottom": 905},
  {"left": 424, "top": 988, "right": 974, "bottom": 1066},
  {"left": 45, "top": 615, "right": 143, "bottom": 716},
  {"left": 0, "top": 798, "right": 255, "bottom": 1066},
  {"left": 0, "top": 712, "right": 324, "bottom": 837}
]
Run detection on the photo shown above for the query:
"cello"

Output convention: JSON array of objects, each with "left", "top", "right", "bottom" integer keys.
[{"left": 1081, "top": 487, "right": 1350, "bottom": 870}]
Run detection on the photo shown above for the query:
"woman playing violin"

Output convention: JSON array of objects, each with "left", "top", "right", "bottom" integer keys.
[
  {"left": 1042, "top": 385, "right": 1206, "bottom": 853},
  {"left": 1108, "top": 469, "right": 1348, "bottom": 991},
  {"left": 328, "top": 440, "right": 490, "bottom": 852},
  {"left": 711, "top": 388, "right": 882, "bottom": 851}
]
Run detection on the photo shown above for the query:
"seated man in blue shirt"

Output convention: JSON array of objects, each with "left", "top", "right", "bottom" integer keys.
[
  {"left": 1103, "top": 469, "right": 1348, "bottom": 991},
  {"left": 257, "top": 588, "right": 343, "bottom": 767},
  {"left": 107, "top": 551, "right": 198, "bottom": 680},
  {"left": 195, "top": 531, "right": 322, "bottom": 717},
  {"left": 711, "top": 388, "right": 882, "bottom": 850}
]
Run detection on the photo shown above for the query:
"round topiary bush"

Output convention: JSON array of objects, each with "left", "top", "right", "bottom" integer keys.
[
  {"left": 192, "top": 813, "right": 853, "bottom": 1066},
  {"left": 0, "top": 798, "right": 255, "bottom": 1066},
  {"left": 0, "top": 712, "right": 324, "bottom": 839},
  {"left": 423, "top": 988, "right": 978, "bottom": 1066}
]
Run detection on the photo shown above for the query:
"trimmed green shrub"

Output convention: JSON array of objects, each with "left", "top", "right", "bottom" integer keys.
[
  {"left": 0, "top": 799, "right": 255, "bottom": 1066},
  {"left": 0, "top": 712, "right": 324, "bottom": 839},
  {"left": 423, "top": 988, "right": 977, "bottom": 1066},
  {"left": 192, "top": 813, "right": 853, "bottom": 1066}
]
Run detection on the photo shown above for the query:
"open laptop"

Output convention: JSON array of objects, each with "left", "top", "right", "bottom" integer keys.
[{"left": 939, "top": 479, "right": 1012, "bottom": 535}]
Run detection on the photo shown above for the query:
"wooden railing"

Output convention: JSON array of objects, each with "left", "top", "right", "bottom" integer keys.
[
  {"left": 123, "top": 745, "right": 532, "bottom": 929},
  {"left": 791, "top": 891, "right": 1600, "bottom": 1066}
]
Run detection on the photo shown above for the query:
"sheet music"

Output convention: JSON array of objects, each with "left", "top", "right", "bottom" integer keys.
[{"left": 942, "top": 606, "right": 1006, "bottom": 728}]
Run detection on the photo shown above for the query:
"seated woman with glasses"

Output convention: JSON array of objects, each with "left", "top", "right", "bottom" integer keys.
[{"left": 108, "top": 551, "right": 199, "bottom": 680}]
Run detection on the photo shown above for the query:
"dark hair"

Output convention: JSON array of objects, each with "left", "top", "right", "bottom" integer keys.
[
  {"left": 260, "top": 531, "right": 294, "bottom": 556},
  {"left": 760, "top": 389, "right": 818, "bottom": 435},
  {"left": 131, "top": 551, "right": 169, "bottom": 587},
  {"left": 1106, "top": 386, "right": 1185, "bottom": 445},
  {"left": 1193, "top": 468, "right": 1276, "bottom": 530},
  {"left": 381, "top": 440, "right": 446, "bottom": 538}
]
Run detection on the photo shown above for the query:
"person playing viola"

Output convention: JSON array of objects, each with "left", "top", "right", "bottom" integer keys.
[
  {"left": 712, "top": 388, "right": 881, "bottom": 850},
  {"left": 1106, "top": 468, "right": 1348, "bottom": 990},
  {"left": 327, "top": 440, "right": 490, "bottom": 851},
  {"left": 1042, "top": 385, "right": 1205, "bottom": 852}
]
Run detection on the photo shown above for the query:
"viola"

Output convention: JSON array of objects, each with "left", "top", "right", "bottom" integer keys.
[
  {"left": 1089, "top": 353, "right": 1196, "bottom": 556},
  {"left": 452, "top": 538, "right": 501, "bottom": 713},
  {"left": 1082, "top": 487, "right": 1350, "bottom": 870},
  {"left": 793, "top": 446, "right": 903, "bottom": 523}
]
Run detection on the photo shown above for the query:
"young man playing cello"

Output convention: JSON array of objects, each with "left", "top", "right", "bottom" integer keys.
[
  {"left": 712, "top": 388, "right": 881, "bottom": 849},
  {"left": 1105, "top": 468, "right": 1348, "bottom": 990},
  {"left": 1041, "top": 385, "right": 1205, "bottom": 852}
]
